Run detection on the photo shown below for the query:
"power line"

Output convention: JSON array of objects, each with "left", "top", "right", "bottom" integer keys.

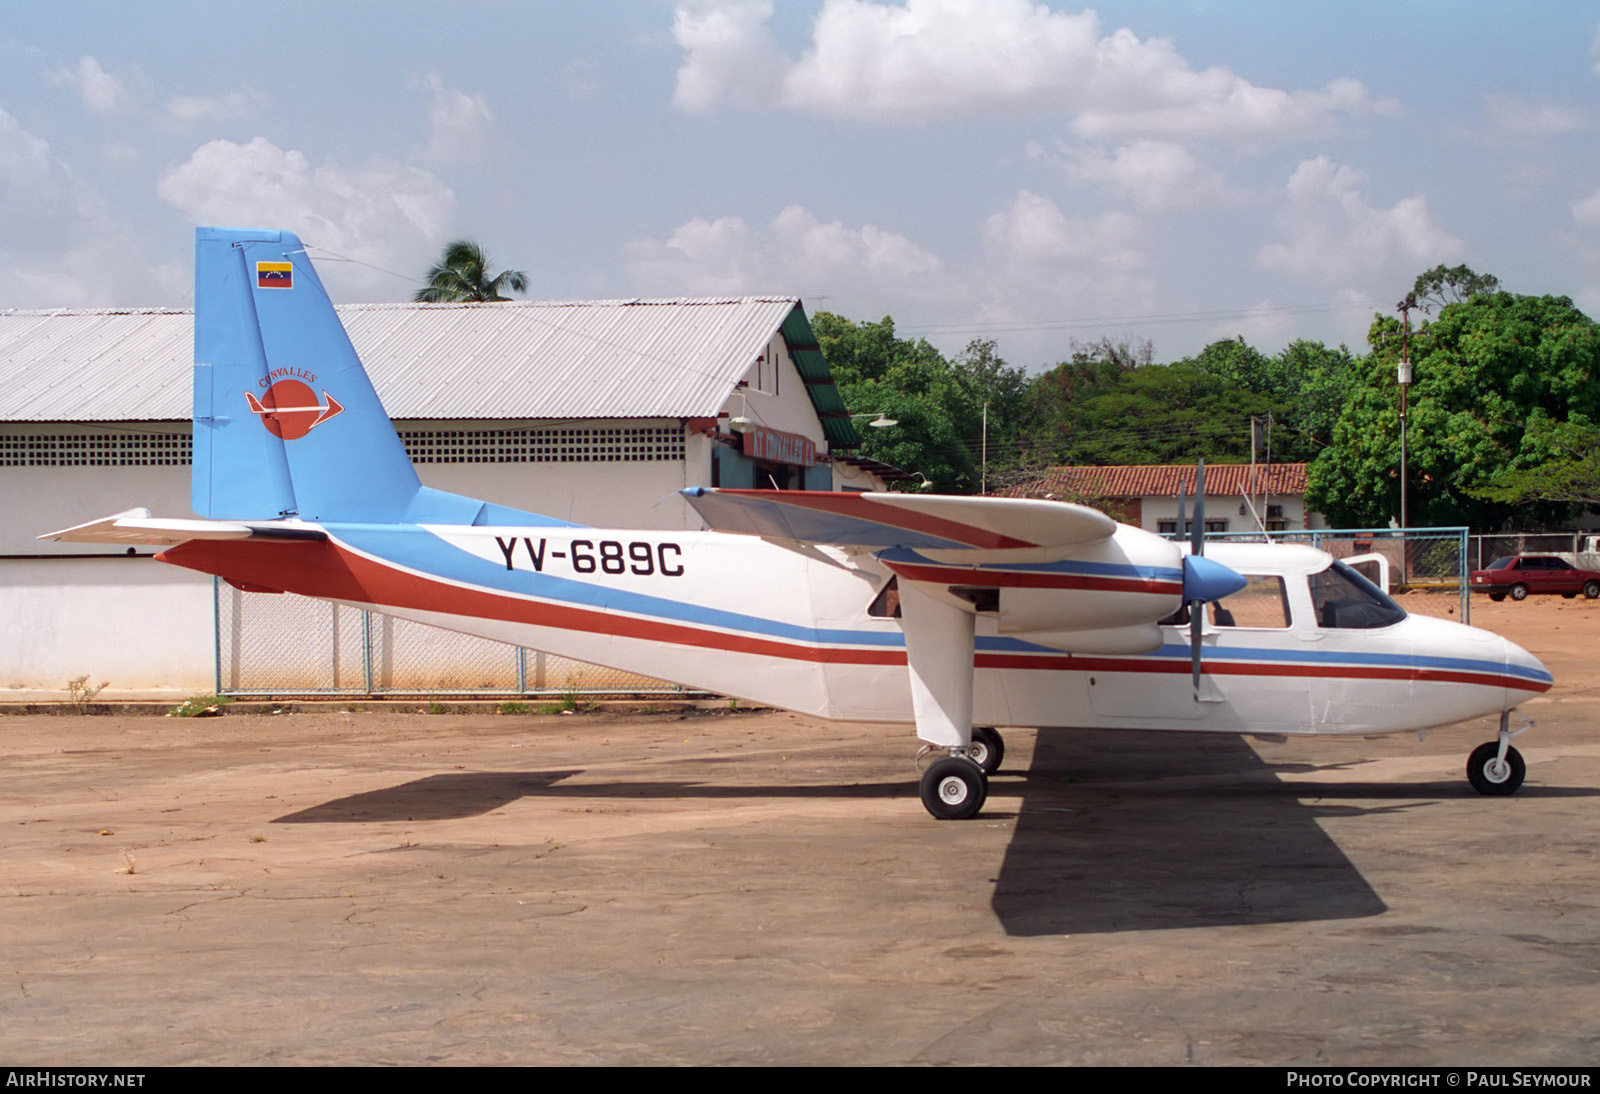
[{"left": 902, "top": 299, "right": 1386, "bottom": 338}]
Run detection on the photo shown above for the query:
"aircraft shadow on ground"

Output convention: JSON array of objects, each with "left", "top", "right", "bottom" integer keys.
[
  {"left": 271, "top": 769, "right": 906, "bottom": 823},
  {"left": 991, "top": 729, "right": 1391, "bottom": 936}
]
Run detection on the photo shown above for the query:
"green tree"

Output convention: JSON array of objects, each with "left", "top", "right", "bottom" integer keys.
[
  {"left": 1472, "top": 417, "right": 1600, "bottom": 509},
  {"left": 414, "top": 240, "right": 528, "bottom": 302},
  {"left": 812, "top": 313, "right": 1033, "bottom": 492},
  {"left": 1183, "top": 337, "right": 1358, "bottom": 463},
  {"left": 1307, "top": 289, "right": 1600, "bottom": 529},
  {"left": 1408, "top": 263, "right": 1501, "bottom": 314}
]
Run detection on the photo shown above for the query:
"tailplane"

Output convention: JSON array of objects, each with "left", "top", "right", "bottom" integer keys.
[{"left": 192, "top": 227, "right": 563, "bottom": 527}]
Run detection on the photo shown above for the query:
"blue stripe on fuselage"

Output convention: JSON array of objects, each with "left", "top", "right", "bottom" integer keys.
[{"left": 322, "top": 524, "right": 1544, "bottom": 684}]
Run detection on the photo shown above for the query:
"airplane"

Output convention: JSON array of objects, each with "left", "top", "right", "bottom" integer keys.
[{"left": 42, "top": 227, "right": 1554, "bottom": 819}]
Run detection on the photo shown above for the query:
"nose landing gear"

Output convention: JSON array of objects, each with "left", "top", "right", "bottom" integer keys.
[{"left": 1467, "top": 711, "right": 1530, "bottom": 796}]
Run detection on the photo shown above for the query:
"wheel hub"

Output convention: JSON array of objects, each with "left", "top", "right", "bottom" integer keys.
[{"left": 938, "top": 776, "right": 969, "bottom": 805}]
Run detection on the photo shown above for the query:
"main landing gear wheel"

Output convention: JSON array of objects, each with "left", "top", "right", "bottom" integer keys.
[
  {"left": 967, "top": 726, "right": 1005, "bottom": 775},
  {"left": 920, "top": 755, "right": 988, "bottom": 820},
  {"left": 1467, "top": 741, "right": 1526, "bottom": 796}
]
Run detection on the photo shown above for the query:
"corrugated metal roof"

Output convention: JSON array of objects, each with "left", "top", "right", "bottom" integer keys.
[
  {"left": 1002, "top": 463, "right": 1309, "bottom": 499},
  {"left": 0, "top": 299, "right": 860, "bottom": 445}
]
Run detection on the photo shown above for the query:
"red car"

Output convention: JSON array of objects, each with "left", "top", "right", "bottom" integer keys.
[{"left": 1470, "top": 555, "right": 1600, "bottom": 601}]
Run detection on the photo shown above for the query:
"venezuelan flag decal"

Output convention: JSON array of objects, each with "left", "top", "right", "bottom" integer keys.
[{"left": 256, "top": 261, "right": 293, "bottom": 289}]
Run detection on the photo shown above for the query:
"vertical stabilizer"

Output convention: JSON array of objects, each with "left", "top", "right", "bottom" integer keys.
[
  {"left": 192, "top": 227, "right": 574, "bottom": 528},
  {"left": 192, "top": 227, "right": 422, "bottom": 522}
]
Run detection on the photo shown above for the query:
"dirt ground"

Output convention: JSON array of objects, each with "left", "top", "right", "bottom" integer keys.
[{"left": 3, "top": 597, "right": 1599, "bottom": 1066}]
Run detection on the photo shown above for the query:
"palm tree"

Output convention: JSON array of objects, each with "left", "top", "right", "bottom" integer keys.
[{"left": 414, "top": 240, "right": 528, "bottom": 302}]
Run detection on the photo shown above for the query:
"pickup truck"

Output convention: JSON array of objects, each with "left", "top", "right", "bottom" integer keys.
[{"left": 1469, "top": 555, "right": 1600, "bottom": 601}]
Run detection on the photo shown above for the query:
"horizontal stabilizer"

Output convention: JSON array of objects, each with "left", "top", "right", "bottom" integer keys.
[
  {"left": 39, "top": 509, "right": 325, "bottom": 547},
  {"left": 682, "top": 488, "right": 1115, "bottom": 550}
]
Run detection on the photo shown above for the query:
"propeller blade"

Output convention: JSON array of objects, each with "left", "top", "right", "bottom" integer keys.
[
  {"left": 1176, "top": 482, "right": 1187, "bottom": 541},
  {"left": 1190, "top": 603, "right": 1203, "bottom": 697},
  {"left": 1190, "top": 458, "right": 1206, "bottom": 557}
]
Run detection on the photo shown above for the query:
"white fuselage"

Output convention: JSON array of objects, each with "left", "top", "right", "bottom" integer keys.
[{"left": 271, "top": 526, "right": 1549, "bottom": 743}]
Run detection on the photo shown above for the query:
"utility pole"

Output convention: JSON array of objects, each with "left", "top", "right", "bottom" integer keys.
[{"left": 1396, "top": 296, "right": 1414, "bottom": 531}]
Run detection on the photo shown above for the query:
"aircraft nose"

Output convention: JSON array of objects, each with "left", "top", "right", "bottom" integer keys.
[{"left": 1500, "top": 635, "right": 1553, "bottom": 707}]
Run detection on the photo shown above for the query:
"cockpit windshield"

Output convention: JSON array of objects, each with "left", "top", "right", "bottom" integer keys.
[{"left": 1309, "top": 560, "right": 1407, "bottom": 629}]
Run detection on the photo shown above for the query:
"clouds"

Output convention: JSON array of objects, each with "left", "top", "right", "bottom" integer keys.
[
  {"left": 157, "top": 138, "right": 456, "bottom": 299},
  {"left": 418, "top": 73, "right": 495, "bottom": 164},
  {"left": 1258, "top": 157, "right": 1461, "bottom": 287},
  {"left": 672, "top": 0, "right": 1389, "bottom": 141},
  {"left": 0, "top": 106, "right": 176, "bottom": 307},
  {"left": 50, "top": 55, "right": 137, "bottom": 117},
  {"left": 3, "top": 48, "right": 498, "bottom": 304},
  {"left": 626, "top": 204, "right": 949, "bottom": 309},
  {"left": 1035, "top": 138, "right": 1242, "bottom": 212},
  {"left": 626, "top": 190, "right": 1159, "bottom": 361}
]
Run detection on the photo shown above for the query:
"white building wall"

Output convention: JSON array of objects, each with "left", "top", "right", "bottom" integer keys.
[
  {"left": 1141, "top": 494, "right": 1319, "bottom": 534},
  {"left": 0, "top": 558, "right": 214, "bottom": 693},
  {"left": 395, "top": 417, "right": 703, "bottom": 530},
  {"left": 730, "top": 335, "right": 830, "bottom": 446}
]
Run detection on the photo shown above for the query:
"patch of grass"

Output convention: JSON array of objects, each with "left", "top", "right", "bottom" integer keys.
[
  {"left": 66, "top": 675, "right": 108, "bottom": 715},
  {"left": 170, "top": 694, "right": 234, "bottom": 718},
  {"left": 426, "top": 701, "right": 449, "bottom": 715},
  {"left": 498, "top": 701, "right": 530, "bottom": 715}
]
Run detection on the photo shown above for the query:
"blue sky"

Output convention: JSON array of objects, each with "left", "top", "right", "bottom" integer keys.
[{"left": 4, "top": 1, "right": 1599, "bottom": 368}]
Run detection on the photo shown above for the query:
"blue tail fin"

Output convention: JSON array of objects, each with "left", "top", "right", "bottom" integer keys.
[{"left": 192, "top": 227, "right": 566, "bottom": 527}]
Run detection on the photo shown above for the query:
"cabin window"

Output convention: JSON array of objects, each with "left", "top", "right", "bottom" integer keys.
[
  {"left": 1210, "top": 575, "right": 1290, "bottom": 628},
  {"left": 1160, "top": 575, "right": 1289, "bottom": 628},
  {"left": 1309, "top": 561, "right": 1407, "bottom": 629}
]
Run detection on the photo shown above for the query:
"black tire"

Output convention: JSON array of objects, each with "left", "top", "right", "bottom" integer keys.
[
  {"left": 968, "top": 726, "right": 1005, "bottom": 775},
  {"left": 1563, "top": 593, "right": 1577, "bottom": 599},
  {"left": 1585, "top": 581, "right": 1600, "bottom": 600},
  {"left": 1467, "top": 741, "right": 1525, "bottom": 796},
  {"left": 1489, "top": 594, "right": 1506, "bottom": 602},
  {"left": 920, "top": 756, "right": 987, "bottom": 819},
  {"left": 1510, "top": 584, "right": 1529, "bottom": 601}
]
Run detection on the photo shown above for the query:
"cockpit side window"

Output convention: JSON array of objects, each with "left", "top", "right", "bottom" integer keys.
[{"left": 1309, "top": 560, "right": 1407, "bottom": 629}]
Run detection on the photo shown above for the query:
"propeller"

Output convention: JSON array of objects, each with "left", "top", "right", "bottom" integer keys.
[{"left": 1177, "top": 460, "right": 1247, "bottom": 699}]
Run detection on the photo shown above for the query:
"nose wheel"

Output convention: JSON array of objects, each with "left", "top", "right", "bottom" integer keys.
[
  {"left": 1467, "top": 712, "right": 1529, "bottom": 796},
  {"left": 1467, "top": 741, "right": 1525, "bottom": 795}
]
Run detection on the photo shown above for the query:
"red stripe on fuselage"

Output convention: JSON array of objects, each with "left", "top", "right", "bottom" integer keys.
[
  {"left": 155, "top": 538, "right": 1545, "bottom": 693},
  {"left": 158, "top": 538, "right": 903, "bottom": 666},
  {"left": 713, "top": 489, "right": 1037, "bottom": 549},
  {"left": 972, "top": 651, "right": 1548, "bottom": 692}
]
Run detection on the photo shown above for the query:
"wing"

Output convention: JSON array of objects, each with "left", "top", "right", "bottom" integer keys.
[{"left": 680, "top": 487, "right": 1116, "bottom": 550}]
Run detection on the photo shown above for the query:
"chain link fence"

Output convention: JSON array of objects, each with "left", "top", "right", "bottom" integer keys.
[
  {"left": 1468, "top": 532, "right": 1594, "bottom": 572},
  {"left": 214, "top": 582, "right": 700, "bottom": 698}
]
